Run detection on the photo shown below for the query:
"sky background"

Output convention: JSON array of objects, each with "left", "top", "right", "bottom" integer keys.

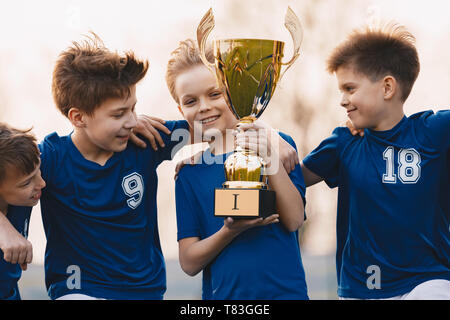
[{"left": 1, "top": 0, "right": 449, "bottom": 265}]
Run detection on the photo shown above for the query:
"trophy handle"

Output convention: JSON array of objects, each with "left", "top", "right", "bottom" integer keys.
[
  {"left": 280, "top": 6, "right": 303, "bottom": 80},
  {"left": 197, "top": 8, "right": 216, "bottom": 73}
]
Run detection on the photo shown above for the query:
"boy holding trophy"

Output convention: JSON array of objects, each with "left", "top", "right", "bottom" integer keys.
[{"left": 167, "top": 33, "right": 308, "bottom": 298}]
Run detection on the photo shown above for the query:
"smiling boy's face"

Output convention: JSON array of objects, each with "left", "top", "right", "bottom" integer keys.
[
  {"left": 175, "top": 65, "right": 238, "bottom": 140},
  {"left": 336, "top": 65, "right": 390, "bottom": 131},
  {"left": 0, "top": 163, "right": 46, "bottom": 209},
  {"left": 80, "top": 85, "right": 138, "bottom": 154}
]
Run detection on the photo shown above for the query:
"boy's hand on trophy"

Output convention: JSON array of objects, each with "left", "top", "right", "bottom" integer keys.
[
  {"left": 130, "top": 115, "right": 172, "bottom": 150},
  {"left": 345, "top": 119, "right": 364, "bottom": 137},
  {"left": 236, "top": 120, "right": 298, "bottom": 173},
  {"left": 224, "top": 214, "right": 279, "bottom": 235},
  {"left": 235, "top": 123, "right": 271, "bottom": 162}
]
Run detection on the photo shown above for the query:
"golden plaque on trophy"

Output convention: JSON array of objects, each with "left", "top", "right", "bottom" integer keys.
[{"left": 197, "top": 7, "right": 303, "bottom": 218}]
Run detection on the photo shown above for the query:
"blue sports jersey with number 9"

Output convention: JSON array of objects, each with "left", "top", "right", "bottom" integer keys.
[{"left": 38, "top": 120, "right": 189, "bottom": 300}]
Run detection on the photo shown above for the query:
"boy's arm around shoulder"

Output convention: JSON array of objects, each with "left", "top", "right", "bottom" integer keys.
[
  {"left": 301, "top": 126, "right": 351, "bottom": 189},
  {"left": 302, "top": 120, "right": 363, "bottom": 187},
  {"left": 301, "top": 162, "right": 324, "bottom": 187},
  {"left": 132, "top": 117, "right": 190, "bottom": 162},
  {"left": 0, "top": 212, "right": 32, "bottom": 270},
  {"left": 129, "top": 115, "right": 172, "bottom": 150}
]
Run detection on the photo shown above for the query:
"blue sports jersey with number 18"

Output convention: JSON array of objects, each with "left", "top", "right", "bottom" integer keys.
[
  {"left": 303, "top": 110, "right": 450, "bottom": 299},
  {"left": 38, "top": 120, "right": 188, "bottom": 300}
]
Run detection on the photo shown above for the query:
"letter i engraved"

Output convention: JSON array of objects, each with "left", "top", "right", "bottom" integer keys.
[{"left": 232, "top": 194, "right": 239, "bottom": 210}]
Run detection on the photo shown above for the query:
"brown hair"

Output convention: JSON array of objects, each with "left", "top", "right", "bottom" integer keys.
[
  {"left": 166, "top": 39, "right": 214, "bottom": 103},
  {"left": 0, "top": 123, "right": 40, "bottom": 184},
  {"left": 52, "top": 33, "right": 149, "bottom": 117},
  {"left": 327, "top": 23, "right": 420, "bottom": 101}
]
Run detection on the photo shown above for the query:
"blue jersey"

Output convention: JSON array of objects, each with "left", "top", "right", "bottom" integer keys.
[
  {"left": 39, "top": 120, "right": 188, "bottom": 300},
  {"left": 303, "top": 110, "right": 450, "bottom": 299},
  {"left": 0, "top": 206, "right": 31, "bottom": 300},
  {"left": 175, "top": 132, "right": 309, "bottom": 300}
]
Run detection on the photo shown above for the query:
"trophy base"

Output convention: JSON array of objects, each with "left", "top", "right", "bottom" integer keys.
[{"left": 214, "top": 188, "right": 276, "bottom": 219}]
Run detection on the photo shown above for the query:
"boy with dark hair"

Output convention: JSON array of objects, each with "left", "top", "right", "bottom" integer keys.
[
  {"left": 0, "top": 123, "right": 46, "bottom": 299},
  {"left": 41, "top": 34, "right": 192, "bottom": 300},
  {"left": 3, "top": 34, "right": 190, "bottom": 300},
  {"left": 301, "top": 24, "right": 450, "bottom": 299}
]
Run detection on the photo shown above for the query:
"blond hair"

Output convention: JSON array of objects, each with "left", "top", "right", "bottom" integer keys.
[{"left": 166, "top": 39, "right": 214, "bottom": 103}]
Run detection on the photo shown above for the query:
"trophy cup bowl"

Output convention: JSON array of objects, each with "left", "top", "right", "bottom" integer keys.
[
  {"left": 197, "top": 7, "right": 303, "bottom": 218},
  {"left": 216, "top": 38, "right": 284, "bottom": 189}
]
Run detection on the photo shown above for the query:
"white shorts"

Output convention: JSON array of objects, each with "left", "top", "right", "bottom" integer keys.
[
  {"left": 56, "top": 293, "right": 106, "bottom": 300},
  {"left": 340, "top": 279, "right": 450, "bottom": 300}
]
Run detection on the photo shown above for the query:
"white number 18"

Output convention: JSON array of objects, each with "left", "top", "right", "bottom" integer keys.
[{"left": 382, "top": 147, "right": 421, "bottom": 184}]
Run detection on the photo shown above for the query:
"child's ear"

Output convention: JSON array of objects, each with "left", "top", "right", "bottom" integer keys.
[
  {"left": 382, "top": 76, "right": 397, "bottom": 100},
  {"left": 68, "top": 107, "right": 86, "bottom": 128},
  {"left": 177, "top": 105, "right": 185, "bottom": 117}
]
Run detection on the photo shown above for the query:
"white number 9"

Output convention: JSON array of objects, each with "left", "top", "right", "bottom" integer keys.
[{"left": 122, "top": 173, "right": 144, "bottom": 209}]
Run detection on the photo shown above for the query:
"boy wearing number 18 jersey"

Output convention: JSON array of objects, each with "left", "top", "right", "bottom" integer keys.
[{"left": 302, "top": 24, "right": 450, "bottom": 299}]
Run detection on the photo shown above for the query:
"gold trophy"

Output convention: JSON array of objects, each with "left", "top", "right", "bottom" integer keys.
[{"left": 197, "top": 7, "right": 303, "bottom": 218}]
